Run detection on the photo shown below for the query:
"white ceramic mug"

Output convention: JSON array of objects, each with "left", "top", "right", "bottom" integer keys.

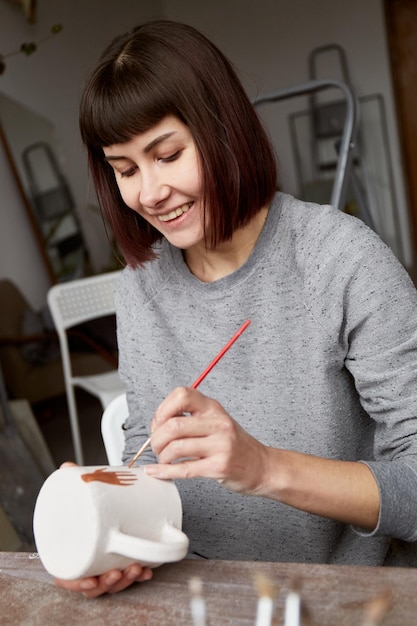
[{"left": 33, "top": 465, "right": 189, "bottom": 580}]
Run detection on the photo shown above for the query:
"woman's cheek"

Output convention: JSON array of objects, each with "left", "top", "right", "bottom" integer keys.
[{"left": 119, "top": 187, "right": 138, "bottom": 212}]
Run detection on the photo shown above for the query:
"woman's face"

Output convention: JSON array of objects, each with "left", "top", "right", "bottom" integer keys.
[{"left": 103, "top": 115, "right": 206, "bottom": 250}]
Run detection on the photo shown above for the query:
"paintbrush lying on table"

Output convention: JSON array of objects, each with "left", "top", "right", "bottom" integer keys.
[{"left": 128, "top": 319, "right": 251, "bottom": 467}]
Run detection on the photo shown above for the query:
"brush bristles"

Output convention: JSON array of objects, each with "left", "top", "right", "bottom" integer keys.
[
  {"left": 363, "top": 589, "right": 393, "bottom": 625},
  {"left": 253, "top": 572, "right": 275, "bottom": 599},
  {"left": 189, "top": 576, "right": 203, "bottom": 597}
]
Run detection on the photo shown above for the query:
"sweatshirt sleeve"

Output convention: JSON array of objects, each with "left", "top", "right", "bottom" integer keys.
[{"left": 330, "top": 218, "right": 417, "bottom": 541}]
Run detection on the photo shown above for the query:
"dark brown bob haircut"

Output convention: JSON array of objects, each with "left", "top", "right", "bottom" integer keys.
[{"left": 79, "top": 20, "right": 277, "bottom": 267}]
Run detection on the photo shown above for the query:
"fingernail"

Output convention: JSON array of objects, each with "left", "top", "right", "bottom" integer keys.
[
  {"left": 104, "top": 572, "right": 121, "bottom": 585},
  {"left": 126, "top": 565, "right": 141, "bottom": 580},
  {"left": 143, "top": 465, "right": 157, "bottom": 476},
  {"left": 80, "top": 579, "right": 97, "bottom": 590}
]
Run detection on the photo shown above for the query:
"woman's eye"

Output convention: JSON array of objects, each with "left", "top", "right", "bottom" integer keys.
[
  {"left": 160, "top": 151, "right": 181, "bottom": 163},
  {"left": 120, "top": 166, "right": 137, "bottom": 178}
]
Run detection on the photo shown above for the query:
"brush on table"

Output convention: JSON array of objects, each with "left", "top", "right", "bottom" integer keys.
[
  {"left": 128, "top": 319, "right": 251, "bottom": 467},
  {"left": 254, "top": 572, "right": 275, "bottom": 626}
]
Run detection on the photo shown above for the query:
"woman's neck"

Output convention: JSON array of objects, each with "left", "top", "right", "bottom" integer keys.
[{"left": 183, "top": 206, "right": 269, "bottom": 283}]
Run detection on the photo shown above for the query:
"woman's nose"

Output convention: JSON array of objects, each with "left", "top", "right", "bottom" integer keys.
[{"left": 139, "top": 168, "right": 170, "bottom": 208}]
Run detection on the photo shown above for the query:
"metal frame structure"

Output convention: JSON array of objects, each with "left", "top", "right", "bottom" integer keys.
[{"left": 253, "top": 78, "right": 360, "bottom": 212}]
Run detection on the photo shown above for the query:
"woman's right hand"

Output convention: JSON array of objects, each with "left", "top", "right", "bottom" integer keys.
[{"left": 54, "top": 563, "right": 153, "bottom": 598}]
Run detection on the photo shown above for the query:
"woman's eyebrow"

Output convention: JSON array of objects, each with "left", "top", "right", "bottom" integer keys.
[
  {"left": 103, "top": 155, "right": 127, "bottom": 163},
  {"left": 143, "top": 131, "right": 177, "bottom": 153}
]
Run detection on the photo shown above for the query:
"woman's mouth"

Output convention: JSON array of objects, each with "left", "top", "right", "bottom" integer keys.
[{"left": 157, "top": 202, "right": 193, "bottom": 223}]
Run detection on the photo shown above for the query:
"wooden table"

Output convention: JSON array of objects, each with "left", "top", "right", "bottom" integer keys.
[{"left": 1, "top": 551, "right": 417, "bottom": 625}]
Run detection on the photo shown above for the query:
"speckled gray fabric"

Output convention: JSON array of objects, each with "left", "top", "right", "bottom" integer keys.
[{"left": 116, "top": 192, "right": 417, "bottom": 566}]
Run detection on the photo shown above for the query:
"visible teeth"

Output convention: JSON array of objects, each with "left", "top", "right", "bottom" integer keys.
[{"left": 158, "top": 203, "right": 191, "bottom": 222}]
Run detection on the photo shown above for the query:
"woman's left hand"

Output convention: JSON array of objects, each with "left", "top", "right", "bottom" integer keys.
[{"left": 144, "top": 386, "right": 269, "bottom": 495}]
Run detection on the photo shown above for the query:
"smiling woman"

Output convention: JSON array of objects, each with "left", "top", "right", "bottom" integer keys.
[{"left": 52, "top": 19, "right": 417, "bottom": 598}]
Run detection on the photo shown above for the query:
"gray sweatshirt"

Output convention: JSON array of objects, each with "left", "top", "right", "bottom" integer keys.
[{"left": 116, "top": 192, "right": 417, "bottom": 566}]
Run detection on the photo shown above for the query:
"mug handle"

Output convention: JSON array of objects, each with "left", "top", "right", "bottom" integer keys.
[{"left": 107, "top": 521, "right": 189, "bottom": 566}]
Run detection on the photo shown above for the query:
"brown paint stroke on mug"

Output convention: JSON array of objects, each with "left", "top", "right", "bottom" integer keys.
[{"left": 81, "top": 468, "right": 137, "bottom": 486}]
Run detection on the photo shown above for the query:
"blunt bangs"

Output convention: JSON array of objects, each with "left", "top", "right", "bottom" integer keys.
[
  {"left": 80, "top": 57, "right": 181, "bottom": 150},
  {"left": 80, "top": 20, "right": 245, "bottom": 152}
]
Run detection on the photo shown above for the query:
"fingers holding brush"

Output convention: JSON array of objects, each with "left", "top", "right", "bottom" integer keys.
[{"left": 144, "top": 387, "right": 269, "bottom": 494}]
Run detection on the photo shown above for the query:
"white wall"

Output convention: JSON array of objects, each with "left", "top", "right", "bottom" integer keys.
[
  {"left": 0, "top": 0, "right": 163, "bottom": 308},
  {"left": 0, "top": 0, "right": 412, "bottom": 309}
]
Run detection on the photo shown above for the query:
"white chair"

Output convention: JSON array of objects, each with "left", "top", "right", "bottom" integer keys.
[
  {"left": 47, "top": 271, "right": 125, "bottom": 465},
  {"left": 101, "top": 392, "right": 128, "bottom": 465}
]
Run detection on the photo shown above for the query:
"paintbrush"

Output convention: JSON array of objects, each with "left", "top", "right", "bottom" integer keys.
[
  {"left": 254, "top": 572, "right": 275, "bottom": 626},
  {"left": 188, "top": 576, "right": 206, "bottom": 626},
  {"left": 128, "top": 319, "right": 251, "bottom": 467},
  {"left": 284, "top": 579, "right": 302, "bottom": 626}
]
